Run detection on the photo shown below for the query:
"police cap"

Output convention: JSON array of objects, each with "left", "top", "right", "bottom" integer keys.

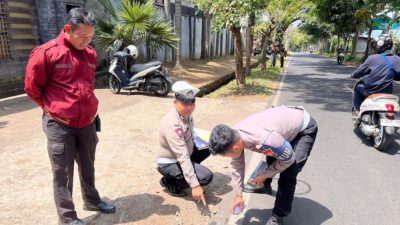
[{"left": 172, "top": 81, "right": 199, "bottom": 100}]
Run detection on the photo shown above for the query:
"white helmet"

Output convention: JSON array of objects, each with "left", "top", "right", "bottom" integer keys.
[{"left": 126, "top": 45, "right": 138, "bottom": 59}]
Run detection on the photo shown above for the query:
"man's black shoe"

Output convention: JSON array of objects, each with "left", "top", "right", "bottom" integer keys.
[
  {"left": 83, "top": 201, "right": 116, "bottom": 214},
  {"left": 160, "top": 178, "right": 187, "bottom": 197},
  {"left": 244, "top": 182, "right": 273, "bottom": 195}
]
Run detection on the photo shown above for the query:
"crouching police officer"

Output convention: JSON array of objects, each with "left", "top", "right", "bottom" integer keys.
[{"left": 156, "top": 81, "right": 213, "bottom": 205}]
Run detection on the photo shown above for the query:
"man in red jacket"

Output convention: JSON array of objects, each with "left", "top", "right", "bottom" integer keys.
[{"left": 25, "top": 8, "right": 115, "bottom": 225}]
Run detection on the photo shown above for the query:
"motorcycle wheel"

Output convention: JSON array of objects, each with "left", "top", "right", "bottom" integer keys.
[
  {"left": 109, "top": 75, "right": 121, "bottom": 94},
  {"left": 337, "top": 58, "right": 343, "bottom": 65},
  {"left": 372, "top": 124, "right": 391, "bottom": 151},
  {"left": 153, "top": 76, "right": 171, "bottom": 96}
]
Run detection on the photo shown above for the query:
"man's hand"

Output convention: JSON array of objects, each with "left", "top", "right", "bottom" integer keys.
[
  {"left": 230, "top": 194, "right": 244, "bottom": 214},
  {"left": 253, "top": 174, "right": 267, "bottom": 186},
  {"left": 192, "top": 185, "right": 206, "bottom": 205}
]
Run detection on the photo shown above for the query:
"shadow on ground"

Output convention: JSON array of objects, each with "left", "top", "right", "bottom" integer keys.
[
  {"left": 86, "top": 194, "right": 179, "bottom": 224},
  {"left": 87, "top": 172, "right": 232, "bottom": 224},
  {"left": 353, "top": 128, "right": 400, "bottom": 155},
  {"left": 237, "top": 197, "right": 332, "bottom": 225},
  {"left": 0, "top": 99, "right": 36, "bottom": 118}
]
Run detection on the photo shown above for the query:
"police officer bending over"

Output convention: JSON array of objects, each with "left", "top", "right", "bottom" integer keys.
[
  {"left": 208, "top": 106, "right": 318, "bottom": 225},
  {"left": 157, "top": 81, "right": 213, "bottom": 205}
]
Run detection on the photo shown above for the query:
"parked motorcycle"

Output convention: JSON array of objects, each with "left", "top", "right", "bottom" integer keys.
[
  {"left": 352, "top": 80, "right": 400, "bottom": 150},
  {"left": 337, "top": 52, "right": 345, "bottom": 64},
  {"left": 108, "top": 41, "right": 172, "bottom": 96}
]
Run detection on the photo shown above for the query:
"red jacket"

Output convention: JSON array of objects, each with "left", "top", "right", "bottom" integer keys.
[{"left": 25, "top": 32, "right": 98, "bottom": 128}]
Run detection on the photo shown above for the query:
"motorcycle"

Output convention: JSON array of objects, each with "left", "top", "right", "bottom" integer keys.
[
  {"left": 108, "top": 41, "right": 172, "bottom": 96},
  {"left": 337, "top": 52, "right": 345, "bottom": 64},
  {"left": 352, "top": 80, "right": 400, "bottom": 150}
]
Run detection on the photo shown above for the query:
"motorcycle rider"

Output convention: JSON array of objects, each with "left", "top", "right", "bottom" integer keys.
[
  {"left": 351, "top": 35, "right": 400, "bottom": 116},
  {"left": 337, "top": 45, "right": 345, "bottom": 63},
  {"left": 337, "top": 45, "right": 345, "bottom": 54}
]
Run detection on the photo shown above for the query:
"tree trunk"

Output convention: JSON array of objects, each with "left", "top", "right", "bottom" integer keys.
[
  {"left": 215, "top": 31, "right": 220, "bottom": 58},
  {"left": 200, "top": 12, "right": 209, "bottom": 60},
  {"left": 220, "top": 31, "right": 223, "bottom": 56},
  {"left": 205, "top": 11, "right": 210, "bottom": 60},
  {"left": 193, "top": 6, "right": 197, "bottom": 60},
  {"left": 174, "top": 0, "right": 182, "bottom": 68},
  {"left": 343, "top": 35, "right": 349, "bottom": 53},
  {"left": 163, "top": 0, "right": 171, "bottom": 62},
  {"left": 189, "top": 16, "right": 193, "bottom": 60},
  {"left": 245, "top": 13, "right": 255, "bottom": 76},
  {"left": 362, "top": 19, "right": 374, "bottom": 63},
  {"left": 231, "top": 26, "right": 245, "bottom": 86},
  {"left": 260, "top": 32, "right": 270, "bottom": 70},
  {"left": 230, "top": 33, "right": 235, "bottom": 55},
  {"left": 210, "top": 32, "right": 214, "bottom": 59},
  {"left": 245, "top": 27, "right": 252, "bottom": 76},
  {"left": 351, "top": 26, "right": 359, "bottom": 56},
  {"left": 225, "top": 30, "right": 229, "bottom": 56}
]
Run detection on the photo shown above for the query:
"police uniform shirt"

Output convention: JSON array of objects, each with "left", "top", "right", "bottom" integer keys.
[
  {"left": 157, "top": 107, "right": 199, "bottom": 187},
  {"left": 230, "top": 106, "right": 308, "bottom": 194}
]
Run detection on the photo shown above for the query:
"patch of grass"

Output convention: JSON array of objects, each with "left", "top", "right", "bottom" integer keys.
[
  {"left": 206, "top": 66, "right": 283, "bottom": 98},
  {"left": 321, "top": 52, "right": 336, "bottom": 58},
  {"left": 345, "top": 54, "right": 363, "bottom": 63}
]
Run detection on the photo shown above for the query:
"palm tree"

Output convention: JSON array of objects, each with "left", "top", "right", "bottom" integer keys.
[{"left": 95, "top": 0, "right": 177, "bottom": 60}]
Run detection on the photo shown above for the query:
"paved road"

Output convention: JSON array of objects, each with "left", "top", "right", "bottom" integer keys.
[
  {"left": 237, "top": 53, "right": 400, "bottom": 225},
  {"left": 2, "top": 54, "right": 400, "bottom": 225}
]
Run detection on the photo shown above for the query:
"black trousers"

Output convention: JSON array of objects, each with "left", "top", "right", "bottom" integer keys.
[
  {"left": 264, "top": 117, "right": 318, "bottom": 217},
  {"left": 157, "top": 146, "right": 213, "bottom": 189},
  {"left": 42, "top": 114, "right": 101, "bottom": 223}
]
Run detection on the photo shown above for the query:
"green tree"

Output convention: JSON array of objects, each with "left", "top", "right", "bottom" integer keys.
[
  {"left": 195, "top": 0, "right": 265, "bottom": 86},
  {"left": 163, "top": 0, "right": 172, "bottom": 61},
  {"left": 288, "top": 28, "right": 312, "bottom": 50},
  {"left": 257, "top": 0, "right": 310, "bottom": 69},
  {"left": 95, "top": 0, "right": 177, "bottom": 61}
]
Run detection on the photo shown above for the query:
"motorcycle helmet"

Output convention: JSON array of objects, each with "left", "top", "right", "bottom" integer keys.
[
  {"left": 126, "top": 45, "right": 138, "bottom": 59},
  {"left": 376, "top": 34, "right": 393, "bottom": 53}
]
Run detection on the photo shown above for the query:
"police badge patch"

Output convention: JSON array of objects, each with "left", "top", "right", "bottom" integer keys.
[{"left": 175, "top": 128, "right": 183, "bottom": 138}]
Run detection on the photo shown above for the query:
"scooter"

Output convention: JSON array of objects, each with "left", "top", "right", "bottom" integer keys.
[
  {"left": 108, "top": 41, "right": 172, "bottom": 96},
  {"left": 352, "top": 80, "right": 400, "bottom": 150},
  {"left": 337, "top": 52, "right": 345, "bottom": 64}
]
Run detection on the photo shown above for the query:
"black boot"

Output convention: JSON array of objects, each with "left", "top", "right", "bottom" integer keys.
[
  {"left": 243, "top": 182, "right": 272, "bottom": 195},
  {"left": 159, "top": 177, "right": 187, "bottom": 197}
]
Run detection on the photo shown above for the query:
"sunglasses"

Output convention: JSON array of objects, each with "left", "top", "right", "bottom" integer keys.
[{"left": 175, "top": 94, "right": 196, "bottom": 105}]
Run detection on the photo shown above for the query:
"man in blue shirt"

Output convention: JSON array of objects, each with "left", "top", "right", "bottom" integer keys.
[{"left": 351, "top": 35, "right": 400, "bottom": 116}]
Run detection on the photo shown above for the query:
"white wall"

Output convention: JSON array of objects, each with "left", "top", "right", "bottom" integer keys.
[{"left": 141, "top": 13, "right": 233, "bottom": 62}]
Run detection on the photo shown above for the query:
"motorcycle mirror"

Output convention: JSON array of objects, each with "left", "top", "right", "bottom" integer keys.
[{"left": 111, "top": 39, "right": 123, "bottom": 54}]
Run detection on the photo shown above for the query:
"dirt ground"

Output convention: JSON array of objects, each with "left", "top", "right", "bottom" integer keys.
[{"left": 0, "top": 57, "right": 270, "bottom": 225}]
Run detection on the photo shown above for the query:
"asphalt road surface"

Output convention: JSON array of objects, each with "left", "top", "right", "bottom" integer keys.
[{"left": 235, "top": 53, "right": 400, "bottom": 225}]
